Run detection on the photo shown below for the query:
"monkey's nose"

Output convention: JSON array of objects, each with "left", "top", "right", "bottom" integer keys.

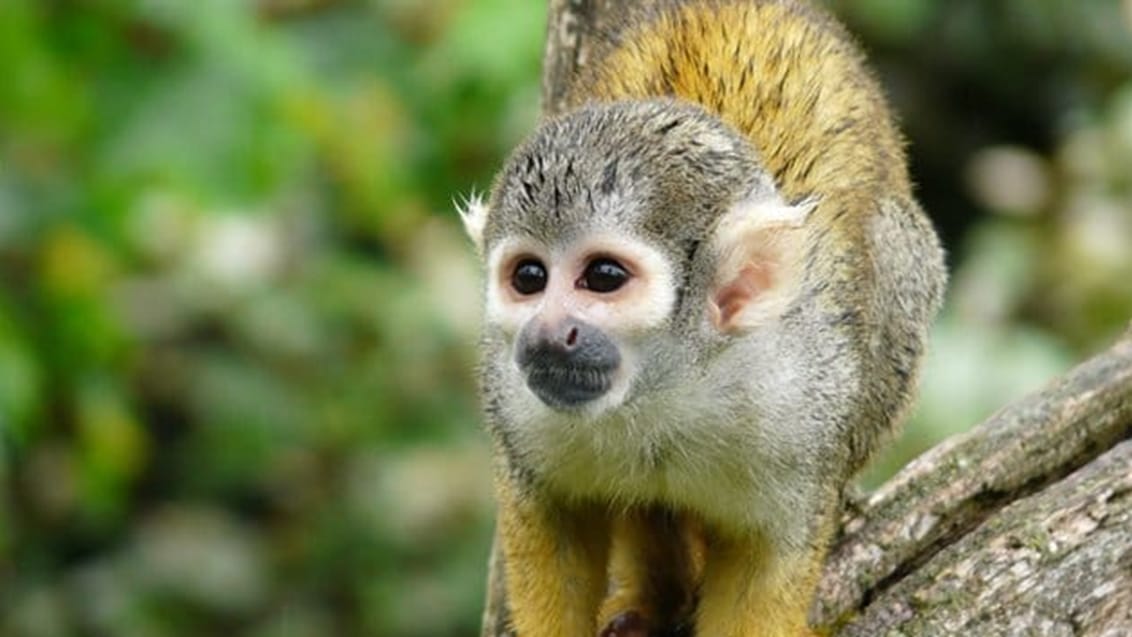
[
  {"left": 520, "top": 318, "right": 612, "bottom": 364},
  {"left": 548, "top": 323, "right": 580, "bottom": 351},
  {"left": 521, "top": 318, "right": 582, "bottom": 355}
]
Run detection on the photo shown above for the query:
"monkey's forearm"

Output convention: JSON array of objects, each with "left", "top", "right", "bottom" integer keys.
[{"left": 494, "top": 476, "right": 610, "bottom": 637}]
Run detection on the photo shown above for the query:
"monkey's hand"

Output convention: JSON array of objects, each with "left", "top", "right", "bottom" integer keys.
[{"left": 599, "top": 611, "right": 651, "bottom": 637}]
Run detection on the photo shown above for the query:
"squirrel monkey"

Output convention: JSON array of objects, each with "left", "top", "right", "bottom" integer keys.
[{"left": 459, "top": 1, "right": 946, "bottom": 636}]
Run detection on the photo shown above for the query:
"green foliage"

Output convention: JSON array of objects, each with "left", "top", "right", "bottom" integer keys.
[
  {"left": 0, "top": 1, "right": 541, "bottom": 635},
  {"left": 0, "top": 1, "right": 1129, "bottom": 635}
]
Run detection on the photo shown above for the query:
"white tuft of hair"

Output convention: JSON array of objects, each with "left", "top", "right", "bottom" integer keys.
[{"left": 455, "top": 190, "right": 489, "bottom": 254}]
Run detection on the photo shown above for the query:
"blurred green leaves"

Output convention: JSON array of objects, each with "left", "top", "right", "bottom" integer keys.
[
  {"left": 0, "top": 299, "right": 43, "bottom": 440},
  {"left": 1, "top": 1, "right": 529, "bottom": 635}
]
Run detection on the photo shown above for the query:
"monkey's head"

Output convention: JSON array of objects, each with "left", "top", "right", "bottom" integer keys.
[{"left": 461, "top": 100, "right": 814, "bottom": 428}]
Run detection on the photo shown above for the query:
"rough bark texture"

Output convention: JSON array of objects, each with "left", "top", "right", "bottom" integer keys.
[
  {"left": 818, "top": 334, "right": 1132, "bottom": 635},
  {"left": 513, "top": 3, "right": 1132, "bottom": 634}
]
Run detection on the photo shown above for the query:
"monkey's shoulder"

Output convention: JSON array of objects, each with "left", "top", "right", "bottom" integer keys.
[{"left": 565, "top": 0, "right": 910, "bottom": 202}]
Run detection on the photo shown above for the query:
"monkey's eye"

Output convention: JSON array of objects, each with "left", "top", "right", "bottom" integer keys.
[
  {"left": 511, "top": 259, "right": 548, "bottom": 295},
  {"left": 580, "top": 258, "right": 630, "bottom": 293}
]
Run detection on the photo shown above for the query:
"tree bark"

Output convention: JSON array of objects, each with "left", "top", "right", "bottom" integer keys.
[
  {"left": 815, "top": 331, "right": 1132, "bottom": 634},
  {"left": 511, "top": 3, "right": 1132, "bottom": 634}
]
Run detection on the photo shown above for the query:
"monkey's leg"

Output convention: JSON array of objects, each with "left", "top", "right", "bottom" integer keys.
[
  {"left": 494, "top": 476, "right": 610, "bottom": 637},
  {"left": 598, "top": 507, "right": 700, "bottom": 636},
  {"left": 694, "top": 531, "right": 822, "bottom": 637}
]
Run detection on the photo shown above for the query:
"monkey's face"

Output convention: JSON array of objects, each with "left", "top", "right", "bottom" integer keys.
[
  {"left": 460, "top": 99, "right": 815, "bottom": 426},
  {"left": 483, "top": 230, "right": 677, "bottom": 414}
]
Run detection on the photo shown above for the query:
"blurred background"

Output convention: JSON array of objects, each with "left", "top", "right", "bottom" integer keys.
[{"left": 0, "top": 0, "right": 1129, "bottom": 635}]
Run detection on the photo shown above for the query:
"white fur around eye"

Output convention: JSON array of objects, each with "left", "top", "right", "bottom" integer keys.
[
  {"left": 567, "top": 234, "right": 677, "bottom": 334},
  {"left": 484, "top": 239, "right": 542, "bottom": 334},
  {"left": 482, "top": 235, "right": 677, "bottom": 338}
]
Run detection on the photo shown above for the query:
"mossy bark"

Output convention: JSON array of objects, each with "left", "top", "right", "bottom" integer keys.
[{"left": 814, "top": 329, "right": 1132, "bottom": 634}]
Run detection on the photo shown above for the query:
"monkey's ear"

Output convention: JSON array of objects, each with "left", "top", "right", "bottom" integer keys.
[
  {"left": 456, "top": 192, "right": 489, "bottom": 254},
  {"left": 708, "top": 193, "right": 816, "bottom": 333}
]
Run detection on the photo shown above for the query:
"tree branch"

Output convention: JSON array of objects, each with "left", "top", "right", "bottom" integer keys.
[{"left": 816, "top": 329, "right": 1132, "bottom": 633}]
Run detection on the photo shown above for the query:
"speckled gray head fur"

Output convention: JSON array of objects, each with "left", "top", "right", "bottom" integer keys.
[{"left": 483, "top": 99, "right": 774, "bottom": 265}]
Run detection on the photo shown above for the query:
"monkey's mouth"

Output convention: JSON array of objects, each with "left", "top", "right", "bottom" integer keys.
[{"left": 525, "top": 365, "right": 614, "bottom": 410}]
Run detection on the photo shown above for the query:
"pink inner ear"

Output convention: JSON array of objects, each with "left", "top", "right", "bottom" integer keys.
[{"left": 712, "top": 263, "right": 774, "bottom": 331}]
